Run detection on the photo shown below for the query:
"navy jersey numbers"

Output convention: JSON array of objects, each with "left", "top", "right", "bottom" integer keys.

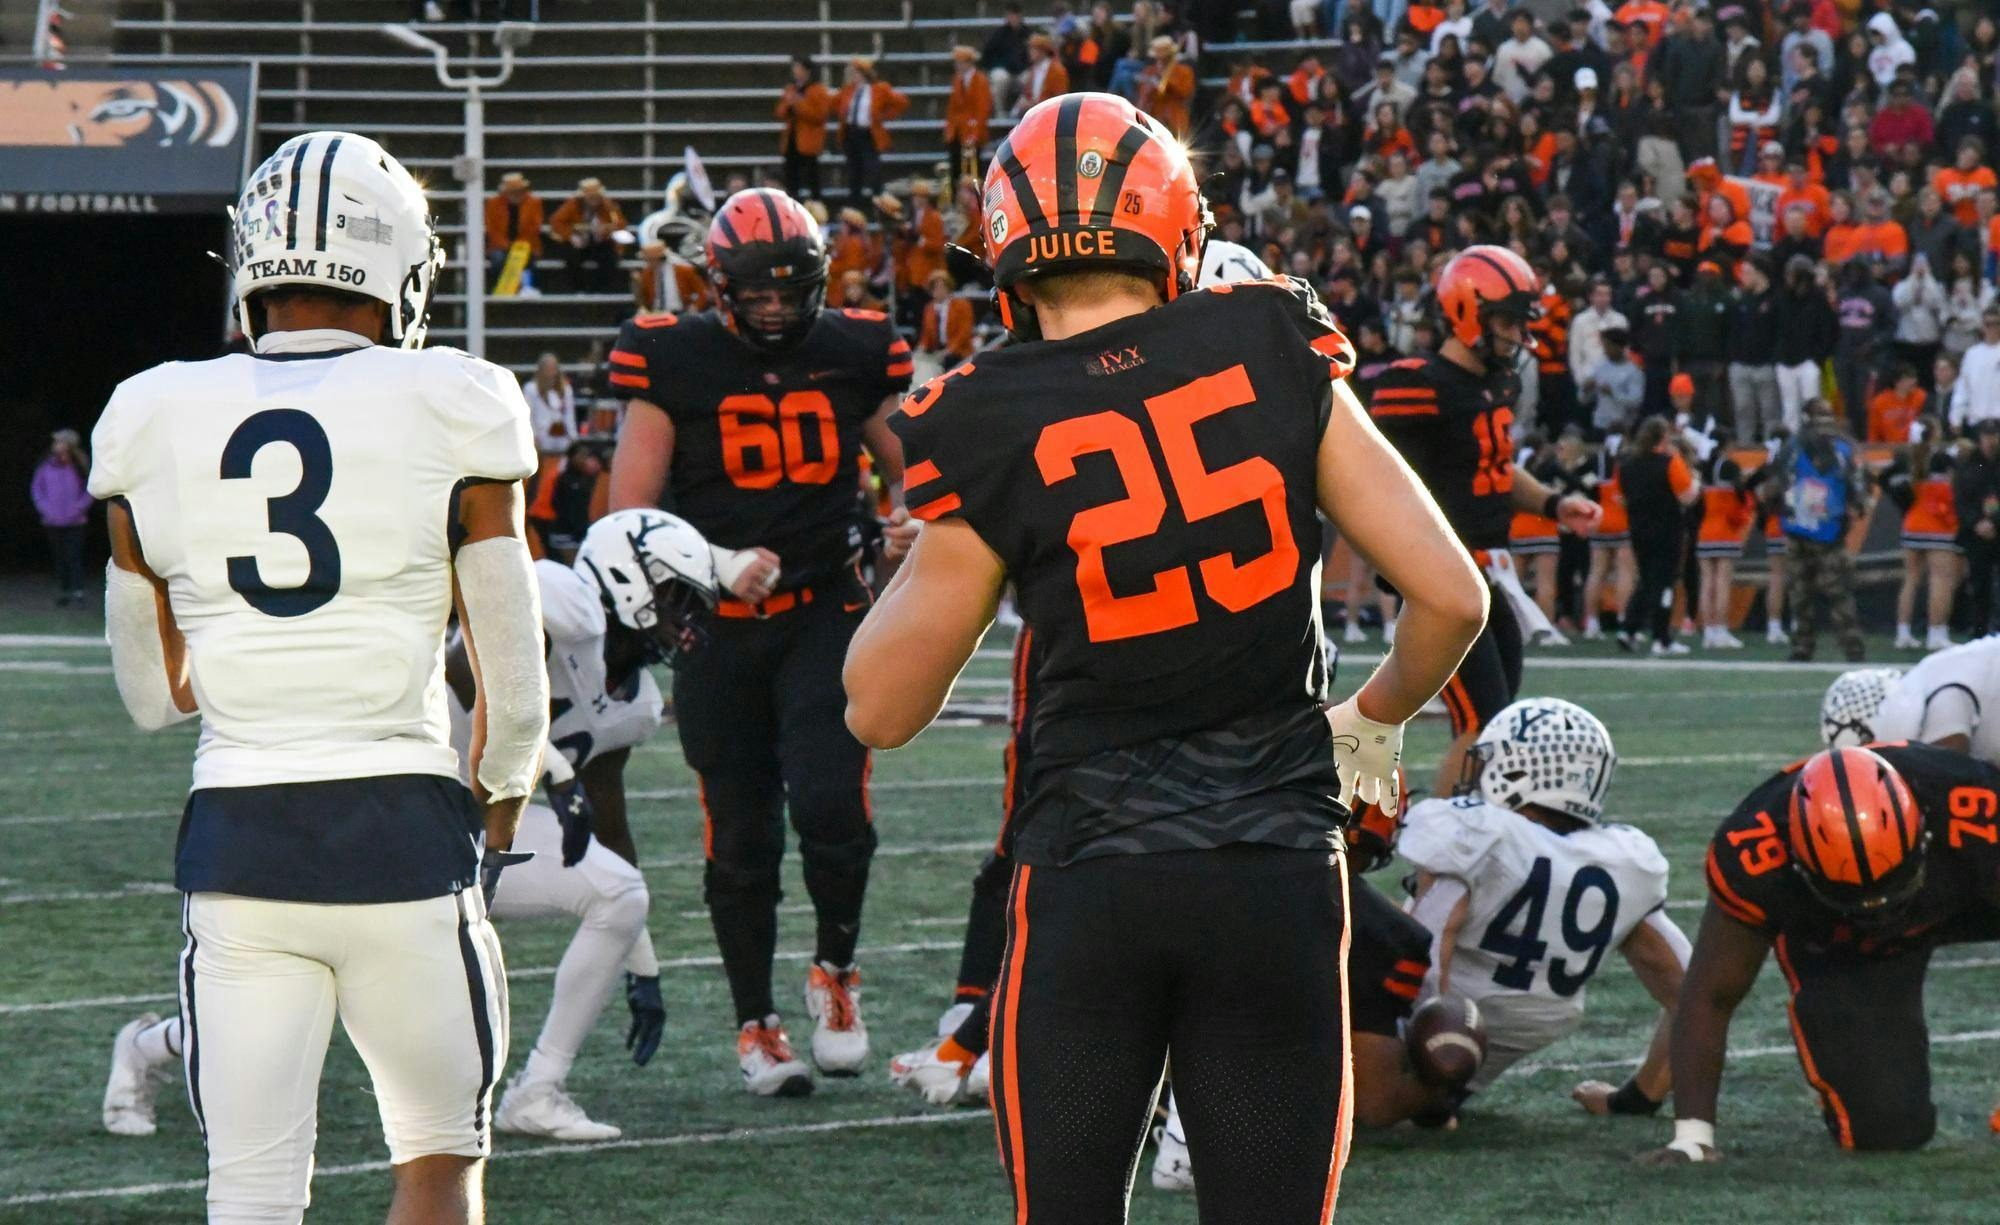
[
  {"left": 1036, "top": 363, "right": 1298, "bottom": 642},
  {"left": 1478, "top": 856, "right": 1622, "bottom": 997},
  {"left": 219, "top": 408, "right": 341, "bottom": 617}
]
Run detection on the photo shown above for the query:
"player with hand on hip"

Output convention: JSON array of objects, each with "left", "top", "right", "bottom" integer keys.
[{"left": 90, "top": 131, "right": 546, "bottom": 1224}]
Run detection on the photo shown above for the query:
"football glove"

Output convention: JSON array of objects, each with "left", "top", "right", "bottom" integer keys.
[
  {"left": 1326, "top": 695, "right": 1403, "bottom": 813},
  {"left": 625, "top": 973, "right": 665, "bottom": 1066},
  {"left": 480, "top": 847, "right": 534, "bottom": 909},
  {"left": 543, "top": 775, "right": 594, "bottom": 867}
]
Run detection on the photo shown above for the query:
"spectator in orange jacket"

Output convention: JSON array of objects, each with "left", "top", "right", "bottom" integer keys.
[
  {"left": 836, "top": 56, "right": 909, "bottom": 207},
  {"left": 484, "top": 171, "right": 544, "bottom": 289},
  {"left": 547, "top": 177, "right": 628, "bottom": 293},
  {"left": 944, "top": 45, "right": 993, "bottom": 195},
  {"left": 1776, "top": 154, "right": 1832, "bottom": 237},
  {"left": 1868, "top": 366, "right": 1926, "bottom": 443},
  {"left": 917, "top": 270, "right": 976, "bottom": 364},
  {"left": 1013, "top": 32, "right": 1070, "bottom": 116},
  {"left": 634, "top": 240, "right": 712, "bottom": 316},
  {"left": 896, "top": 180, "right": 949, "bottom": 296},
  {"left": 1137, "top": 35, "right": 1194, "bottom": 137},
  {"left": 776, "top": 54, "right": 832, "bottom": 202},
  {"left": 1934, "top": 138, "right": 1998, "bottom": 229}
]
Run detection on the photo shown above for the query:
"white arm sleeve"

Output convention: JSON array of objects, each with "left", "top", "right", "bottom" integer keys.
[
  {"left": 1642, "top": 909, "right": 1694, "bottom": 969},
  {"left": 1918, "top": 684, "right": 1980, "bottom": 744},
  {"left": 456, "top": 536, "right": 550, "bottom": 801},
  {"left": 105, "top": 563, "right": 196, "bottom": 732}
]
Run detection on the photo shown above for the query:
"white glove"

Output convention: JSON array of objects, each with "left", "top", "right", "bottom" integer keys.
[{"left": 1325, "top": 696, "right": 1403, "bottom": 812}]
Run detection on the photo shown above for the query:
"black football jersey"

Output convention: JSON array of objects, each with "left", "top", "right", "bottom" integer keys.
[
  {"left": 1705, "top": 743, "right": 2000, "bottom": 956},
  {"left": 1366, "top": 352, "right": 1521, "bottom": 552},
  {"left": 611, "top": 307, "right": 912, "bottom": 585},
  {"left": 894, "top": 277, "right": 1355, "bottom": 865}
]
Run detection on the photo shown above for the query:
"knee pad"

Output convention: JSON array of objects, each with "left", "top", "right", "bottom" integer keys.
[
  {"left": 704, "top": 857, "right": 783, "bottom": 910},
  {"left": 798, "top": 824, "right": 879, "bottom": 876},
  {"left": 1841, "top": 1103, "right": 1935, "bottom": 1152}
]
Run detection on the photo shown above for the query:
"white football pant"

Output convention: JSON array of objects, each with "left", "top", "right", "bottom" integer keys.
[
  {"left": 489, "top": 804, "right": 651, "bottom": 1086},
  {"left": 180, "top": 890, "right": 507, "bottom": 1224}
]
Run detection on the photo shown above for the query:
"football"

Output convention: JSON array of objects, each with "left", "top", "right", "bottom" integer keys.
[{"left": 1406, "top": 996, "right": 1488, "bottom": 1089}]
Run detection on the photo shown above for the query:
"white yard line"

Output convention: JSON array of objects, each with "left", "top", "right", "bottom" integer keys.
[
  {"left": 1512, "top": 1026, "right": 2000, "bottom": 1078},
  {"left": 0, "top": 661, "right": 112, "bottom": 675},
  {"left": 0, "top": 634, "right": 107, "bottom": 648},
  {"left": 0, "top": 1110, "right": 988, "bottom": 1207},
  {"left": 1338, "top": 652, "right": 1858, "bottom": 674},
  {"left": 0, "top": 810, "right": 175, "bottom": 828}
]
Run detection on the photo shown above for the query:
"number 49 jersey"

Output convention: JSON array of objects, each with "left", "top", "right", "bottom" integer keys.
[
  {"left": 1401, "top": 796, "right": 1669, "bottom": 1016},
  {"left": 893, "top": 277, "right": 1354, "bottom": 764},
  {"left": 89, "top": 343, "right": 535, "bottom": 790}
]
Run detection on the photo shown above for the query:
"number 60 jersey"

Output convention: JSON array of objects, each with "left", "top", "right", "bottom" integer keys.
[
  {"left": 892, "top": 277, "right": 1355, "bottom": 865},
  {"left": 88, "top": 342, "right": 535, "bottom": 790}
]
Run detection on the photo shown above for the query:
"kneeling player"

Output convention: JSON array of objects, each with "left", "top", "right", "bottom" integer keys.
[
  {"left": 1401, "top": 699, "right": 1689, "bottom": 1115},
  {"left": 1822, "top": 638, "right": 2000, "bottom": 764},
  {"left": 1648, "top": 744, "right": 2000, "bottom": 1160}
]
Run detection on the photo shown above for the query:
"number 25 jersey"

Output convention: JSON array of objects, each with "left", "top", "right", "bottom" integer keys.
[
  {"left": 892, "top": 278, "right": 1355, "bottom": 860},
  {"left": 89, "top": 342, "right": 536, "bottom": 791}
]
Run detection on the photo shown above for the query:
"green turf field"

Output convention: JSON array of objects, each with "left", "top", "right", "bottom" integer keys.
[{"left": 3, "top": 591, "right": 1996, "bottom": 1224}]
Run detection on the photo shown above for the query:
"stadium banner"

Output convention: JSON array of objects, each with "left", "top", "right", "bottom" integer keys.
[{"left": 0, "top": 65, "right": 257, "bottom": 215}]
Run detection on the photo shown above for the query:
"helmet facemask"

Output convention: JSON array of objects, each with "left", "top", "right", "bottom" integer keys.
[
  {"left": 622, "top": 573, "right": 713, "bottom": 669},
  {"left": 718, "top": 269, "right": 826, "bottom": 352}
]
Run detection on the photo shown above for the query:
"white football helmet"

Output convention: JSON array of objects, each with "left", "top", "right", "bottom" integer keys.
[
  {"left": 228, "top": 130, "right": 442, "bottom": 347},
  {"left": 1197, "top": 237, "right": 1273, "bottom": 287},
  {"left": 575, "top": 509, "right": 719, "bottom": 666},
  {"left": 1820, "top": 668, "right": 1903, "bottom": 748},
  {"left": 1471, "top": 697, "right": 1617, "bottom": 825}
]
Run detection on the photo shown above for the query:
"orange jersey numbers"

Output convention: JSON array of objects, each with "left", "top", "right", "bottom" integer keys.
[
  {"left": 1726, "top": 809, "right": 1787, "bottom": 875},
  {"left": 718, "top": 391, "right": 838, "bottom": 489},
  {"left": 1948, "top": 786, "right": 2000, "bottom": 848},
  {"left": 1471, "top": 406, "right": 1515, "bottom": 497},
  {"left": 1035, "top": 364, "right": 1298, "bottom": 642}
]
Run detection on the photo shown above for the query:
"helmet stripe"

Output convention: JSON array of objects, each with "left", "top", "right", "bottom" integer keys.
[
  {"left": 1464, "top": 249, "right": 1523, "bottom": 297},
  {"left": 1053, "top": 95, "right": 1084, "bottom": 220},
  {"left": 1826, "top": 750, "right": 1876, "bottom": 888},
  {"left": 1087, "top": 121, "right": 1154, "bottom": 225},
  {"left": 283, "top": 137, "right": 312, "bottom": 251},
  {"left": 712, "top": 209, "right": 742, "bottom": 250},
  {"left": 995, "top": 144, "right": 1049, "bottom": 230},
  {"left": 757, "top": 190, "right": 787, "bottom": 243},
  {"left": 313, "top": 135, "right": 343, "bottom": 253}
]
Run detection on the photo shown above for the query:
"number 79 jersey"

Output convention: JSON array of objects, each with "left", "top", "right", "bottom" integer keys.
[
  {"left": 1400, "top": 796, "right": 1669, "bottom": 1016},
  {"left": 892, "top": 277, "right": 1355, "bottom": 761},
  {"left": 89, "top": 344, "right": 536, "bottom": 790}
]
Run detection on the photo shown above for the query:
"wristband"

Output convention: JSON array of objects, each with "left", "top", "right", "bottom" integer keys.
[
  {"left": 1608, "top": 1078, "right": 1664, "bottom": 1116},
  {"left": 1542, "top": 492, "right": 1562, "bottom": 519}
]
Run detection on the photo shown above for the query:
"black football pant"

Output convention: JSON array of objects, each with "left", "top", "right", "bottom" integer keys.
[
  {"left": 948, "top": 629, "right": 1039, "bottom": 1055},
  {"left": 1773, "top": 934, "right": 1937, "bottom": 1151},
  {"left": 674, "top": 591, "right": 876, "bottom": 1026},
  {"left": 1622, "top": 530, "right": 1681, "bottom": 646},
  {"left": 990, "top": 844, "right": 1352, "bottom": 1224}
]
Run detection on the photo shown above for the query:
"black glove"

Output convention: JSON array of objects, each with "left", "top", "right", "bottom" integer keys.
[
  {"left": 480, "top": 847, "right": 534, "bottom": 909},
  {"left": 625, "top": 973, "right": 665, "bottom": 1066},
  {"left": 543, "top": 775, "right": 594, "bottom": 867}
]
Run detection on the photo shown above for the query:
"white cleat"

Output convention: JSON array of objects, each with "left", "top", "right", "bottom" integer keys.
[
  {"left": 1927, "top": 629, "right": 1955, "bottom": 650},
  {"left": 1342, "top": 622, "right": 1367, "bottom": 644},
  {"left": 103, "top": 1013, "right": 169, "bottom": 1137},
  {"left": 887, "top": 1037, "right": 975, "bottom": 1107},
  {"left": 1532, "top": 627, "right": 1571, "bottom": 647},
  {"left": 494, "top": 1074, "right": 622, "bottom": 1142},
  {"left": 738, "top": 1015, "right": 814, "bottom": 1097},
  {"left": 804, "top": 962, "right": 869, "bottom": 1076},
  {"left": 936, "top": 1000, "right": 975, "bottom": 1039},
  {"left": 1151, "top": 1122, "right": 1195, "bottom": 1192},
  {"left": 1652, "top": 640, "right": 1692, "bottom": 657},
  {"left": 965, "top": 1050, "right": 990, "bottom": 1101},
  {"left": 1714, "top": 630, "right": 1745, "bottom": 649},
  {"left": 1766, "top": 624, "right": 1789, "bottom": 645},
  {"left": 1894, "top": 632, "right": 1921, "bottom": 650},
  {"left": 1581, "top": 623, "right": 1604, "bottom": 641}
]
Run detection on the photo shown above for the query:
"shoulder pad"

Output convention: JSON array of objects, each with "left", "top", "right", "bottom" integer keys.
[{"left": 1398, "top": 797, "right": 1508, "bottom": 878}]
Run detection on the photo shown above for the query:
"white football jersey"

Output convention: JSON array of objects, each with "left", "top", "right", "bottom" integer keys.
[
  {"left": 90, "top": 335, "right": 535, "bottom": 790},
  {"left": 1875, "top": 636, "right": 2000, "bottom": 765},
  {"left": 448, "top": 560, "right": 663, "bottom": 780},
  {"left": 1400, "top": 796, "right": 1669, "bottom": 1024}
]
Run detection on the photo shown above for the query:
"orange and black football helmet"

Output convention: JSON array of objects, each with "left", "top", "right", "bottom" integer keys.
[
  {"left": 981, "top": 91, "right": 1210, "bottom": 340},
  {"left": 1436, "top": 244, "right": 1542, "bottom": 363},
  {"left": 705, "top": 187, "right": 826, "bottom": 351},
  {"left": 1787, "top": 748, "right": 1928, "bottom": 919}
]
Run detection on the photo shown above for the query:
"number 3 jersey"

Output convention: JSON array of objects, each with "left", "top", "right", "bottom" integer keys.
[
  {"left": 609, "top": 308, "right": 911, "bottom": 585},
  {"left": 1400, "top": 796, "right": 1668, "bottom": 1031},
  {"left": 891, "top": 277, "right": 1356, "bottom": 865},
  {"left": 88, "top": 339, "right": 536, "bottom": 791},
  {"left": 1706, "top": 743, "right": 2000, "bottom": 954}
]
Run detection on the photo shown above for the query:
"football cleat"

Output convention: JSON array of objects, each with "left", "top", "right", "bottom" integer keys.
[
  {"left": 738, "top": 1015, "right": 814, "bottom": 1097},
  {"left": 494, "top": 1074, "right": 622, "bottom": 1142},
  {"left": 1927, "top": 627, "right": 1955, "bottom": 650},
  {"left": 1651, "top": 640, "right": 1691, "bottom": 656},
  {"left": 1342, "top": 621, "right": 1367, "bottom": 644},
  {"left": 888, "top": 1036, "right": 977, "bottom": 1107},
  {"left": 103, "top": 1013, "right": 171, "bottom": 1137},
  {"left": 1150, "top": 1097, "right": 1195, "bottom": 1192},
  {"left": 804, "top": 962, "right": 869, "bottom": 1075},
  {"left": 1893, "top": 630, "right": 1921, "bottom": 650}
]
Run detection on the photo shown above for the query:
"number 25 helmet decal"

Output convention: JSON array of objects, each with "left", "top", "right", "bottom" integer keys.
[{"left": 981, "top": 92, "right": 1211, "bottom": 341}]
